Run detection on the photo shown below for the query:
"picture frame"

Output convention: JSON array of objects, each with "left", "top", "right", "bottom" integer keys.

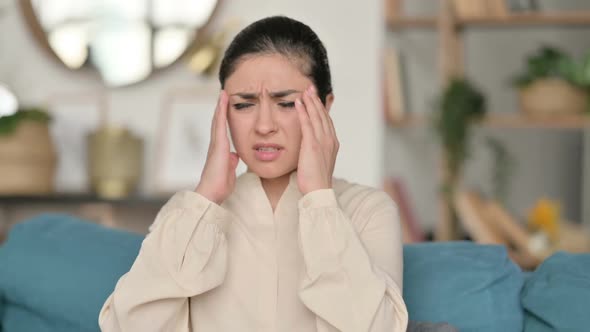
[
  {"left": 44, "top": 90, "right": 106, "bottom": 192},
  {"left": 153, "top": 84, "right": 247, "bottom": 195}
]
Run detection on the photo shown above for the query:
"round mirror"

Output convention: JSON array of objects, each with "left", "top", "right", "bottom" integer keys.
[
  {"left": 0, "top": 84, "right": 18, "bottom": 117},
  {"left": 21, "top": 0, "right": 220, "bottom": 87}
]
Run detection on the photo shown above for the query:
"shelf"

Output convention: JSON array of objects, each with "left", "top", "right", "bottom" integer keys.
[
  {"left": 387, "top": 12, "right": 590, "bottom": 30},
  {"left": 0, "top": 194, "right": 169, "bottom": 206},
  {"left": 462, "top": 12, "right": 590, "bottom": 27},
  {"left": 387, "top": 16, "right": 437, "bottom": 29},
  {"left": 483, "top": 114, "right": 590, "bottom": 129},
  {"left": 388, "top": 113, "right": 590, "bottom": 129},
  {"left": 387, "top": 113, "right": 427, "bottom": 127}
]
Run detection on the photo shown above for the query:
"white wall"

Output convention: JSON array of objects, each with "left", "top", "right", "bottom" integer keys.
[{"left": 0, "top": 0, "right": 385, "bottom": 196}]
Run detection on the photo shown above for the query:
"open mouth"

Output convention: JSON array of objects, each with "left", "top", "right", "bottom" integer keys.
[
  {"left": 253, "top": 144, "right": 284, "bottom": 161},
  {"left": 253, "top": 143, "right": 284, "bottom": 151},
  {"left": 255, "top": 147, "right": 283, "bottom": 152}
]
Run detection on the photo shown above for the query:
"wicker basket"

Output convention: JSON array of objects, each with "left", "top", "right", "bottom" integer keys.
[
  {"left": 519, "top": 78, "right": 588, "bottom": 119},
  {"left": 0, "top": 121, "right": 57, "bottom": 194}
]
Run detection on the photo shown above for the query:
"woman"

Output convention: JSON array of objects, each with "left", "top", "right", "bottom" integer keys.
[{"left": 99, "top": 16, "right": 408, "bottom": 332}]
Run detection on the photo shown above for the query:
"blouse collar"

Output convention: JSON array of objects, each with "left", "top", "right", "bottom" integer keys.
[{"left": 233, "top": 170, "right": 302, "bottom": 217}]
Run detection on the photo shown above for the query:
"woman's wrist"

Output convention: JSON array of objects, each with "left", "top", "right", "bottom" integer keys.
[{"left": 194, "top": 185, "right": 224, "bottom": 205}]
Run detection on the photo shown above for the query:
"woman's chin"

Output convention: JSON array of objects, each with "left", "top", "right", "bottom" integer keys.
[{"left": 245, "top": 163, "right": 295, "bottom": 180}]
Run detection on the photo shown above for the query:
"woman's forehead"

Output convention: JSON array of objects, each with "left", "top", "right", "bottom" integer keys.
[{"left": 225, "top": 54, "right": 312, "bottom": 92}]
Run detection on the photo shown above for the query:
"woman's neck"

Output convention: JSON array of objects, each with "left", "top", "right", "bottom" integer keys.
[{"left": 259, "top": 172, "right": 292, "bottom": 212}]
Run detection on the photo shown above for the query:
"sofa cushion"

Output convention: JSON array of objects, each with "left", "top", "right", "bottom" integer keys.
[
  {"left": 407, "top": 321, "right": 459, "bottom": 332},
  {"left": 0, "top": 214, "right": 143, "bottom": 332},
  {"left": 403, "top": 242, "right": 524, "bottom": 332},
  {"left": 0, "top": 289, "right": 4, "bottom": 331},
  {"left": 522, "top": 251, "right": 590, "bottom": 332}
]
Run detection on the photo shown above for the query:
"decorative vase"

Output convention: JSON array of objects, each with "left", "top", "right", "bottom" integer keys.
[
  {"left": 0, "top": 121, "right": 57, "bottom": 194},
  {"left": 519, "top": 78, "right": 588, "bottom": 119},
  {"left": 87, "top": 126, "right": 143, "bottom": 199}
]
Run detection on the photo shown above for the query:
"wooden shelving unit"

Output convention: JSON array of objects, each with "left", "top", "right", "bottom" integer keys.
[
  {"left": 389, "top": 113, "right": 590, "bottom": 130},
  {"left": 483, "top": 114, "right": 590, "bottom": 129},
  {"left": 461, "top": 12, "right": 590, "bottom": 26},
  {"left": 0, "top": 194, "right": 168, "bottom": 207},
  {"left": 385, "top": 0, "right": 590, "bottom": 241},
  {"left": 387, "top": 12, "right": 590, "bottom": 30},
  {"left": 388, "top": 16, "right": 437, "bottom": 29}
]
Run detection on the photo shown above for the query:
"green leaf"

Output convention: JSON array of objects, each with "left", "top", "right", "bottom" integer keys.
[
  {"left": 557, "top": 57, "right": 580, "bottom": 84},
  {"left": 0, "top": 108, "right": 51, "bottom": 136},
  {"left": 580, "top": 53, "right": 590, "bottom": 87},
  {"left": 433, "top": 78, "right": 486, "bottom": 184},
  {"left": 513, "top": 45, "right": 575, "bottom": 87},
  {"left": 0, "top": 113, "right": 20, "bottom": 136}
]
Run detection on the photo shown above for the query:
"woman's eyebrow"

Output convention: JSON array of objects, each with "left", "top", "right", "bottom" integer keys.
[
  {"left": 230, "top": 89, "right": 300, "bottom": 100},
  {"left": 231, "top": 92, "right": 258, "bottom": 100},
  {"left": 269, "top": 89, "right": 299, "bottom": 98}
]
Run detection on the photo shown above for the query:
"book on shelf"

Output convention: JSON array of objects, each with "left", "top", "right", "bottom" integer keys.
[
  {"left": 385, "top": 0, "right": 402, "bottom": 18},
  {"left": 454, "top": 190, "right": 548, "bottom": 270},
  {"left": 452, "top": 0, "right": 509, "bottom": 19},
  {"left": 452, "top": 0, "right": 487, "bottom": 19},
  {"left": 484, "top": 199, "right": 532, "bottom": 252},
  {"left": 383, "top": 177, "right": 425, "bottom": 243},
  {"left": 454, "top": 190, "right": 507, "bottom": 244},
  {"left": 382, "top": 46, "right": 407, "bottom": 125},
  {"left": 486, "top": 0, "right": 510, "bottom": 18}
]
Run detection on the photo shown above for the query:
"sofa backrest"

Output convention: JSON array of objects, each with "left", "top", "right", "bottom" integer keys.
[
  {"left": 0, "top": 214, "right": 143, "bottom": 332},
  {"left": 1, "top": 214, "right": 588, "bottom": 332}
]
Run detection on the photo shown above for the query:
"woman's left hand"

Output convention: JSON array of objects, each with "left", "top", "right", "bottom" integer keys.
[{"left": 295, "top": 85, "right": 339, "bottom": 195}]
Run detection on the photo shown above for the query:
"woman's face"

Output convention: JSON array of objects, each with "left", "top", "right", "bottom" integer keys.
[{"left": 225, "top": 53, "right": 332, "bottom": 179}]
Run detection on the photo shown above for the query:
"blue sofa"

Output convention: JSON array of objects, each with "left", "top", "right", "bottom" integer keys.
[{"left": 0, "top": 214, "right": 588, "bottom": 332}]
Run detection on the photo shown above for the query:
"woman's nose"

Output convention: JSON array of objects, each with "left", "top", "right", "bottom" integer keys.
[{"left": 254, "top": 102, "right": 278, "bottom": 135}]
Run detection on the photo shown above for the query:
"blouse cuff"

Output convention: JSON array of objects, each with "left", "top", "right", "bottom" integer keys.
[{"left": 163, "top": 190, "right": 230, "bottom": 232}]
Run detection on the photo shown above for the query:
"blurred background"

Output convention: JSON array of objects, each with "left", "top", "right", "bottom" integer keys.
[{"left": 0, "top": 0, "right": 589, "bottom": 269}]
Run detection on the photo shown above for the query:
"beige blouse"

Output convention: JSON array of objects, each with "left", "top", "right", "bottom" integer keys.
[{"left": 99, "top": 171, "right": 408, "bottom": 332}]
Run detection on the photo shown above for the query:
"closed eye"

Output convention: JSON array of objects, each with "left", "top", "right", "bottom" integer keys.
[
  {"left": 278, "top": 102, "right": 295, "bottom": 109},
  {"left": 233, "top": 103, "right": 253, "bottom": 110}
]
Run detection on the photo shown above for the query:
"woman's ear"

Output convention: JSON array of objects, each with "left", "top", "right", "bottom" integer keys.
[{"left": 325, "top": 93, "right": 335, "bottom": 113}]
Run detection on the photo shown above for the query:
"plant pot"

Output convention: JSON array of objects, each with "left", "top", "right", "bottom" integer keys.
[
  {"left": 519, "top": 78, "right": 588, "bottom": 119},
  {"left": 0, "top": 121, "right": 57, "bottom": 194},
  {"left": 87, "top": 126, "right": 143, "bottom": 199}
]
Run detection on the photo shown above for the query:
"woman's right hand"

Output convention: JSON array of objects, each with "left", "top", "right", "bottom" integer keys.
[{"left": 195, "top": 91, "right": 240, "bottom": 205}]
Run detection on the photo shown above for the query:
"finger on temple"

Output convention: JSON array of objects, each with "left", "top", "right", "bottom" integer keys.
[
  {"left": 296, "top": 98, "right": 314, "bottom": 139},
  {"left": 210, "top": 93, "right": 222, "bottom": 143},
  {"left": 302, "top": 88, "right": 324, "bottom": 138},
  {"left": 309, "top": 88, "right": 332, "bottom": 136},
  {"left": 216, "top": 91, "right": 229, "bottom": 143}
]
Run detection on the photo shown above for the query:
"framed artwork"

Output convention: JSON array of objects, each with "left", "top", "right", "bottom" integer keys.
[
  {"left": 153, "top": 85, "right": 247, "bottom": 194},
  {"left": 44, "top": 91, "right": 106, "bottom": 192}
]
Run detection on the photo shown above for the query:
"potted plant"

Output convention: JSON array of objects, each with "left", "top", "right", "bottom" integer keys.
[
  {"left": 432, "top": 78, "right": 487, "bottom": 239},
  {"left": 433, "top": 78, "right": 487, "bottom": 193},
  {"left": 513, "top": 46, "right": 590, "bottom": 118},
  {"left": 431, "top": 78, "right": 516, "bottom": 241},
  {"left": 0, "top": 107, "right": 57, "bottom": 194}
]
